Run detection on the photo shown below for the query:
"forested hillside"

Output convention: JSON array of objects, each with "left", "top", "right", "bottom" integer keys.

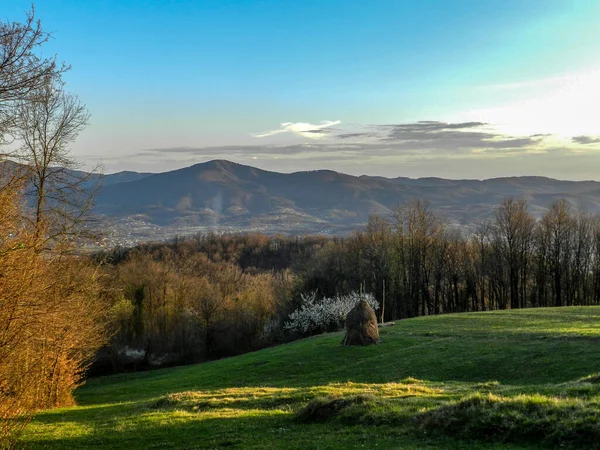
[{"left": 91, "top": 197, "right": 600, "bottom": 375}]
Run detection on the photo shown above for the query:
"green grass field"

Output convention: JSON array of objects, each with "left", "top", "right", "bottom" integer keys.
[{"left": 20, "top": 307, "right": 600, "bottom": 449}]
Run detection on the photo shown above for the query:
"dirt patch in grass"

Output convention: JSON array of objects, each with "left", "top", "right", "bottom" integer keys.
[{"left": 419, "top": 393, "right": 600, "bottom": 448}]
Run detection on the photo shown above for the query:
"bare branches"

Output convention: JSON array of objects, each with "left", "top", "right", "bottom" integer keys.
[
  {"left": 14, "top": 78, "right": 95, "bottom": 248},
  {"left": 0, "top": 7, "right": 93, "bottom": 249},
  {"left": 493, "top": 198, "right": 535, "bottom": 309},
  {"left": 0, "top": 7, "right": 67, "bottom": 140}
]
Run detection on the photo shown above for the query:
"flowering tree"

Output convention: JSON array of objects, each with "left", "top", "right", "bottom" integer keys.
[{"left": 284, "top": 291, "right": 379, "bottom": 335}]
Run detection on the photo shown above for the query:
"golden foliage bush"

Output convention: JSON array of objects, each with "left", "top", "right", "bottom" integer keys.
[{"left": 0, "top": 180, "right": 108, "bottom": 446}]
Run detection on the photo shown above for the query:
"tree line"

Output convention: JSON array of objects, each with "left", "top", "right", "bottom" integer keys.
[{"left": 308, "top": 198, "right": 600, "bottom": 320}]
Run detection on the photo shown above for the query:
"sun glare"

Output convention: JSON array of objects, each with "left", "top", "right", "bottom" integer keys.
[{"left": 462, "top": 68, "right": 600, "bottom": 138}]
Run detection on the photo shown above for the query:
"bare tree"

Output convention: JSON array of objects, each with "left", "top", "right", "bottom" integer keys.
[
  {"left": 0, "top": 8, "right": 95, "bottom": 249},
  {"left": 390, "top": 200, "right": 446, "bottom": 317},
  {"left": 538, "top": 200, "right": 575, "bottom": 306},
  {"left": 573, "top": 210, "right": 594, "bottom": 305},
  {"left": 471, "top": 221, "right": 492, "bottom": 310},
  {"left": 349, "top": 216, "right": 392, "bottom": 320},
  {"left": 0, "top": 11, "right": 106, "bottom": 447},
  {"left": 14, "top": 78, "right": 96, "bottom": 246},
  {"left": 0, "top": 7, "right": 66, "bottom": 142},
  {"left": 535, "top": 201, "right": 594, "bottom": 307},
  {"left": 493, "top": 198, "right": 535, "bottom": 309}
]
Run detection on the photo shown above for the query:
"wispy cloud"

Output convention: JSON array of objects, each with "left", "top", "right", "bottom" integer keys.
[
  {"left": 337, "top": 132, "right": 376, "bottom": 140},
  {"left": 136, "top": 121, "right": 554, "bottom": 161},
  {"left": 136, "top": 122, "right": 549, "bottom": 162},
  {"left": 101, "top": 119, "right": 600, "bottom": 180},
  {"left": 572, "top": 135, "right": 600, "bottom": 145},
  {"left": 253, "top": 120, "right": 341, "bottom": 139}
]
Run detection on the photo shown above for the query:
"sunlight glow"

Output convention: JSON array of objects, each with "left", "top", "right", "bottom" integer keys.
[{"left": 460, "top": 68, "right": 600, "bottom": 138}]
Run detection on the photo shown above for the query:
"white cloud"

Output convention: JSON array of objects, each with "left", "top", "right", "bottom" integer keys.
[{"left": 253, "top": 120, "right": 341, "bottom": 139}]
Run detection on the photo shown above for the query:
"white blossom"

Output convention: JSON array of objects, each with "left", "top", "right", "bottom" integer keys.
[{"left": 284, "top": 291, "right": 379, "bottom": 335}]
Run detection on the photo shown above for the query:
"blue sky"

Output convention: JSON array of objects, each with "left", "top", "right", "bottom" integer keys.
[{"left": 5, "top": 0, "right": 600, "bottom": 178}]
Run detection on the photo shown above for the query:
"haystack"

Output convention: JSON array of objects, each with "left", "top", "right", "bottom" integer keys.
[{"left": 342, "top": 300, "right": 380, "bottom": 346}]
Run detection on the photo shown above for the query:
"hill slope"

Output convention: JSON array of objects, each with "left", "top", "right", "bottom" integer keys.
[
  {"left": 22, "top": 307, "right": 600, "bottom": 449},
  {"left": 95, "top": 160, "right": 600, "bottom": 234}
]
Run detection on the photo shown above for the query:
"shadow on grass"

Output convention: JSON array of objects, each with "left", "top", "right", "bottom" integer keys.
[
  {"left": 24, "top": 380, "right": 448, "bottom": 449},
  {"left": 32, "top": 371, "right": 600, "bottom": 450},
  {"left": 29, "top": 376, "right": 600, "bottom": 449},
  {"left": 23, "top": 400, "right": 530, "bottom": 450}
]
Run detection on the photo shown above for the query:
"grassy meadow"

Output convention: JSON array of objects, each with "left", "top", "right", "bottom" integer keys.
[{"left": 20, "top": 307, "right": 600, "bottom": 449}]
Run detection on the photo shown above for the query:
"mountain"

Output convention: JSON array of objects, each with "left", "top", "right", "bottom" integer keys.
[
  {"left": 94, "top": 160, "right": 600, "bottom": 238},
  {"left": 0, "top": 160, "right": 152, "bottom": 187},
  {"left": 100, "top": 170, "right": 153, "bottom": 186},
  {"left": 96, "top": 160, "right": 402, "bottom": 229},
  {"left": 7, "top": 158, "right": 600, "bottom": 238}
]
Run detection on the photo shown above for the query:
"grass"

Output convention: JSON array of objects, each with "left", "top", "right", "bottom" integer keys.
[
  {"left": 19, "top": 306, "right": 600, "bottom": 449},
  {"left": 420, "top": 392, "right": 600, "bottom": 447}
]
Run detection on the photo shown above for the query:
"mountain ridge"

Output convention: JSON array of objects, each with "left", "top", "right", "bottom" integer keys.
[
  {"left": 7, "top": 158, "right": 600, "bottom": 241},
  {"left": 104, "top": 160, "right": 598, "bottom": 184},
  {"left": 93, "top": 160, "right": 600, "bottom": 236}
]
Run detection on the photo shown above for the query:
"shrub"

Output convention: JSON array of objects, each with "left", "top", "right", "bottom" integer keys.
[{"left": 284, "top": 292, "right": 379, "bottom": 335}]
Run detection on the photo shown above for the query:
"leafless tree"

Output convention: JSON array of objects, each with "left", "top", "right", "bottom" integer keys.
[
  {"left": 0, "top": 7, "right": 67, "bottom": 142},
  {"left": 538, "top": 200, "right": 575, "bottom": 306},
  {"left": 14, "top": 78, "right": 98, "bottom": 247},
  {"left": 390, "top": 200, "right": 446, "bottom": 316},
  {"left": 0, "top": 11, "right": 106, "bottom": 447},
  {"left": 493, "top": 198, "right": 535, "bottom": 309},
  {"left": 349, "top": 216, "right": 392, "bottom": 320},
  {"left": 471, "top": 221, "right": 492, "bottom": 310}
]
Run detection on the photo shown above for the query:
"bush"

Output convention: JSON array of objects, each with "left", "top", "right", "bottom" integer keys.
[{"left": 284, "top": 292, "right": 379, "bottom": 335}]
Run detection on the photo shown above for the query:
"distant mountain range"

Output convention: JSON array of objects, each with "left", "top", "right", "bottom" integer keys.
[
  {"left": 6, "top": 159, "right": 600, "bottom": 242},
  {"left": 92, "top": 160, "right": 600, "bottom": 236}
]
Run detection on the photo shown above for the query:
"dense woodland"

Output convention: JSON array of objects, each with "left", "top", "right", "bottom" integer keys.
[
  {"left": 315, "top": 198, "right": 600, "bottom": 315},
  {"left": 91, "top": 197, "right": 600, "bottom": 374}
]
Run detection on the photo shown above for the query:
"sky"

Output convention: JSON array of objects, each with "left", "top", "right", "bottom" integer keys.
[{"left": 4, "top": 0, "right": 600, "bottom": 179}]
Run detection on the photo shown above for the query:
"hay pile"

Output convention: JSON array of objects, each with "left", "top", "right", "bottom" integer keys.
[{"left": 342, "top": 300, "right": 380, "bottom": 346}]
